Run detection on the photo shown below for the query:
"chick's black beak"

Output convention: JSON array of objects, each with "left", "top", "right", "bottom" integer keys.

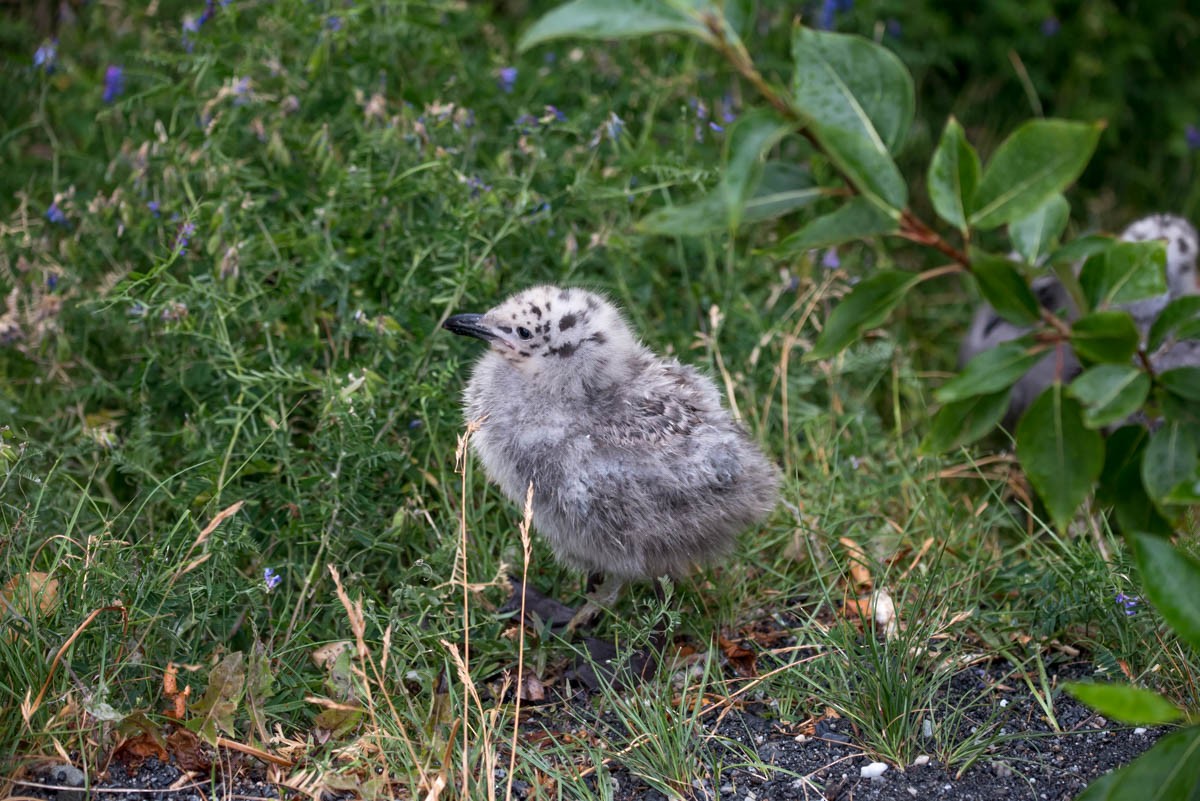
[{"left": 443, "top": 313, "right": 496, "bottom": 342}]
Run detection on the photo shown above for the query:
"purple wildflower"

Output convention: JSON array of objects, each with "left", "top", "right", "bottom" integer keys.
[
  {"left": 102, "top": 65, "right": 125, "bottom": 103},
  {"left": 498, "top": 66, "right": 518, "bottom": 94},
  {"left": 709, "top": 121, "right": 724, "bottom": 133},
  {"left": 264, "top": 567, "right": 282, "bottom": 591},
  {"left": 544, "top": 104, "right": 566, "bottom": 122},
  {"left": 821, "top": 247, "right": 841, "bottom": 269},
  {"left": 1186, "top": 124, "right": 1200, "bottom": 151},
  {"left": 466, "top": 176, "right": 492, "bottom": 197},
  {"left": 147, "top": 201, "right": 161, "bottom": 217},
  {"left": 45, "top": 203, "right": 67, "bottom": 226},
  {"left": 604, "top": 112, "right": 624, "bottom": 140},
  {"left": 1115, "top": 593, "right": 1140, "bottom": 616},
  {"left": 175, "top": 221, "right": 196, "bottom": 253},
  {"left": 1041, "top": 16, "right": 1060, "bottom": 37},
  {"left": 325, "top": 15, "right": 342, "bottom": 31},
  {"left": 514, "top": 113, "right": 538, "bottom": 133},
  {"left": 46, "top": 273, "right": 59, "bottom": 291},
  {"left": 198, "top": 0, "right": 217, "bottom": 26},
  {"left": 409, "top": 419, "right": 424, "bottom": 429},
  {"left": 34, "top": 40, "right": 57, "bottom": 72},
  {"left": 720, "top": 94, "right": 737, "bottom": 124},
  {"left": 183, "top": 15, "right": 200, "bottom": 33}
]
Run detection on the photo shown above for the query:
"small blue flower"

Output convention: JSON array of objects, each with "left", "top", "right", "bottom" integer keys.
[
  {"left": 175, "top": 221, "right": 196, "bottom": 253},
  {"left": 46, "top": 273, "right": 59, "bottom": 291},
  {"left": 821, "top": 247, "right": 840, "bottom": 269},
  {"left": 1115, "top": 592, "right": 1140, "bottom": 616},
  {"left": 466, "top": 176, "right": 492, "bottom": 197},
  {"left": 1041, "top": 16, "right": 1060, "bottom": 37},
  {"left": 264, "top": 567, "right": 282, "bottom": 591},
  {"left": 198, "top": 0, "right": 217, "bottom": 26},
  {"left": 182, "top": 14, "right": 200, "bottom": 33},
  {"left": 604, "top": 111, "right": 624, "bottom": 140},
  {"left": 498, "top": 66, "right": 518, "bottom": 93},
  {"left": 1186, "top": 124, "right": 1200, "bottom": 151},
  {"left": 708, "top": 121, "right": 723, "bottom": 133},
  {"left": 543, "top": 104, "right": 566, "bottom": 122},
  {"left": 325, "top": 15, "right": 342, "bottom": 31},
  {"left": 45, "top": 203, "right": 67, "bottom": 226},
  {"left": 34, "top": 40, "right": 57, "bottom": 72},
  {"left": 102, "top": 65, "right": 125, "bottom": 103},
  {"left": 408, "top": 418, "right": 424, "bottom": 429},
  {"left": 720, "top": 94, "right": 737, "bottom": 124},
  {"left": 147, "top": 201, "right": 161, "bottom": 217}
]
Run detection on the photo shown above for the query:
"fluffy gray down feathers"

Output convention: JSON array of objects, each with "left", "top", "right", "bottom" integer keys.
[{"left": 454, "top": 285, "right": 780, "bottom": 581}]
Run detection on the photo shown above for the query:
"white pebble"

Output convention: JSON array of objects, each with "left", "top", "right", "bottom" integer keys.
[
  {"left": 912, "top": 755, "right": 930, "bottom": 766},
  {"left": 860, "top": 762, "right": 889, "bottom": 779},
  {"left": 1135, "top": 727, "right": 1148, "bottom": 735}
]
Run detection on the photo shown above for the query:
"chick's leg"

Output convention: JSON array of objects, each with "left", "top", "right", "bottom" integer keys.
[{"left": 566, "top": 573, "right": 625, "bottom": 632}]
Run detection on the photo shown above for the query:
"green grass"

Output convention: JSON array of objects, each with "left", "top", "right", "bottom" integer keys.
[{"left": 1, "top": 0, "right": 1198, "bottom": 797}]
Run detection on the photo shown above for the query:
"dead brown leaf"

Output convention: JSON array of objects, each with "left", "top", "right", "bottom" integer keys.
[{"left": 838, "top": 537, "right": 872, "bottom": 590}]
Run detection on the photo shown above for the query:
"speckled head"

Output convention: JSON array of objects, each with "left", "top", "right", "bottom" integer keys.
[{"left": 443, "top": 285, "right": 638, "bottom": 377}]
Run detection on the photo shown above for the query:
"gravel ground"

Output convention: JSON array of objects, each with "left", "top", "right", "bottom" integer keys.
[{"left": 8, "top": 664, "right": 1165, "bottom": 801}]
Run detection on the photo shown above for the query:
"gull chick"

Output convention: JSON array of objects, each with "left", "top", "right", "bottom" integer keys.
[
  {"left": 444, "top": 285, "right": 781, "bottom": 627},
  {"left": 960, "top": 213, "right": 1199, "bottom": 424}
]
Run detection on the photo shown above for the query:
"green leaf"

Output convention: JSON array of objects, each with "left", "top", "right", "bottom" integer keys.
[
  {"left": 1009, "top": 193, "right": 1070, "bottom": 265},
  {"left": 1080, "top": 240, "right": 1169, "bottom": 310},
  {"left": 1159, "top": 367, "right": 1200, "bottom": 401},
  {"left": 781, "top": 197, "right": 899, "bottom": 252},
  {"left": 1064, "top": 682, "right": 1183, "bottom": 725},
  {"left": 1132, "top": 532, "right": 1200, "bottom": 652},
  {"left": 1076, "top": 727, "right": 1200, "bottom": 801},
  {"left": 811, "top": 121, "right": 908, "bottom": 212},
  {"left": 920, "top": 389, "right": 1010, "bottom": 453},
  {"left": 969, "top": 119, "right": 1103, "bottom": 230},
  {"left": 972, "top": 254, "right": 1040, "bottom": 326},
  {"left": 791, "top": 28, "right": 912, "bottom": 210},
  {"left": 721, "top": 109, "right": 795, "bottom": 229},
  {"left": 1069, "top": 365, "right": 1151, "bottom": 428},
  {"left": 935, "top": 338, "right": 1046, "bottom": 403},
  {"left": 187, "top": 651, "right": 246, "bottom": 744},
  {"left": 1164, "top": 473, "right": 1200, "bottom": 505},
  {"left": 927, "top": 116, "right": 980, "bottom": 231},
  {"left": 1098, "top": 426, "right": 1173, "bottom": 536},
  {"left": 1015, "top": 384, "right": 1104, "bottom": 531},
  {"left": 790, "top": 27, "right": 914, "bottom": 153},
  {"left": 741, "top": 163, "right": 826, "bottom": 224},
  {"left": 1148, "top": 296, "right": 1200, "bottom": 352},
  {"left": 806, "top": 269, "right": 920, "bottom": 361},
  {"left": 518, "top": 0, "right": 713, "bottom": 50},
  {"left": 1046, "top": 234, "right": 1114, "bottom": 269},
  {"left": 1141, "top": 422, "right": 1200, "bottom": 508},
  {"left": 1070, "top": 311, "right": 1141, "bottom": 364}
]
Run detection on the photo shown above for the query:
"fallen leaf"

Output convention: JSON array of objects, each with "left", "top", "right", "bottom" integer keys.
[
  {"left": 166, "top": 727, "right": 211, "bottom": 772},
  {"left": 718, "top": 635, "right": 758, "bottom": 678},
  {"left": 838, "top": 537, "right": 873, "bottom": 590}
]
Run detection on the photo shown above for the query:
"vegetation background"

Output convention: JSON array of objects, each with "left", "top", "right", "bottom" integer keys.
[{"left": 1, "top": 0, "right": 1197, "bottom": 796}]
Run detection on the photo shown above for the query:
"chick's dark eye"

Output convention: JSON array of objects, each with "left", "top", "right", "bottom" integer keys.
[{"left": 517, "top": 327, "right": 533, "bottom": 340}]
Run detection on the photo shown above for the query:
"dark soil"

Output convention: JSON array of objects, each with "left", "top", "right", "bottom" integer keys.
[{"left": 7, "top": 664, "right": 1166, "bottom": 801}]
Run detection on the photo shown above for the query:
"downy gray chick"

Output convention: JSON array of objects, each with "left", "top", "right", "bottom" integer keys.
[
  {"left": 444, "top": 285, "right": 781, "bottom": 628},
  {"left": 960, "top": 214, "right": 1199, "bottom": 424}
]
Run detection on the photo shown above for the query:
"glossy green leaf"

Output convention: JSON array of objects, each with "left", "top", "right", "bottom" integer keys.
[
  {"left": 791, "top": 28, "right": 912, "bottom": 210},
  {"left": 1164, "top": 474, "right": 1200, "bottom": 504},
  {"left": 519, "top": 0, "right": 713, "bottom": 50},
  {"left": 639, "top": 164, "right": 825, "bottom": 236},
  {"left": 1046, "top": 234, "right": 1114, "bottom": 269},
  {"left": 970, "top": 120, "right": 1103, "bottom": 230},
  {"left": 806, "top": 269, "right": 919, "bottom": 361},
  {"left": 1070, "top": 311, "right": 1141, "bottom": 364},
  {"left": 781, "top": 197, "right": 898, "bottom": 252},
  {"left": 1076, "top": 727, "right": 1200, "bottom": 801},
  {"left": 790, "top": 27, "right": 914, "bottom": 153},
  {"left": 1159, "top": 367, "right": 1200, "bottom": 401},
  {"left": 1080, "top": 240, "right": 1169, "bottom": 310},
  {"left": 1142, "top": 422, "right": 1200, "bottom": 508},
  {"left": 1064, "top": 682, "right": 1183, "bottom": 725},
  {"left": 927, "top": 116, "right": 980, "bottom": 231},
  {"left": 972, "top": 254, "right": 1040, "bottom": 326},
  {"left": 935, "top": 338, "right": 1046, "bottom": 403},
  {"left": 1098, "top": 426, "right": 1173, "bottom": 536},
  {"left": 1132, "top": 532, "right": 1200, "bottom": 652},
  {"left": 811, "top": 121, "right": 908, "bottom": 212},
  {"left": 1148, "top": 296, "right": 1200, "bottom": 352},
  {"left": 1015, "top": 384, "right": 1104, "bottom": 532},
  {"left": 920, "top": 389, "right": 1010, "bottom": 454},
  {"left": 741, "top": 163, "right": 826, "bottom": 223},
  {"left": 721, "top": 109, "right": 796, "bottom": 229},
  {"left": 1010, "top": 193, "right": 1070, "bottom": 265},
  {"left": 1069, "top": 364, "right": 1151, "bottom": 428}
]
